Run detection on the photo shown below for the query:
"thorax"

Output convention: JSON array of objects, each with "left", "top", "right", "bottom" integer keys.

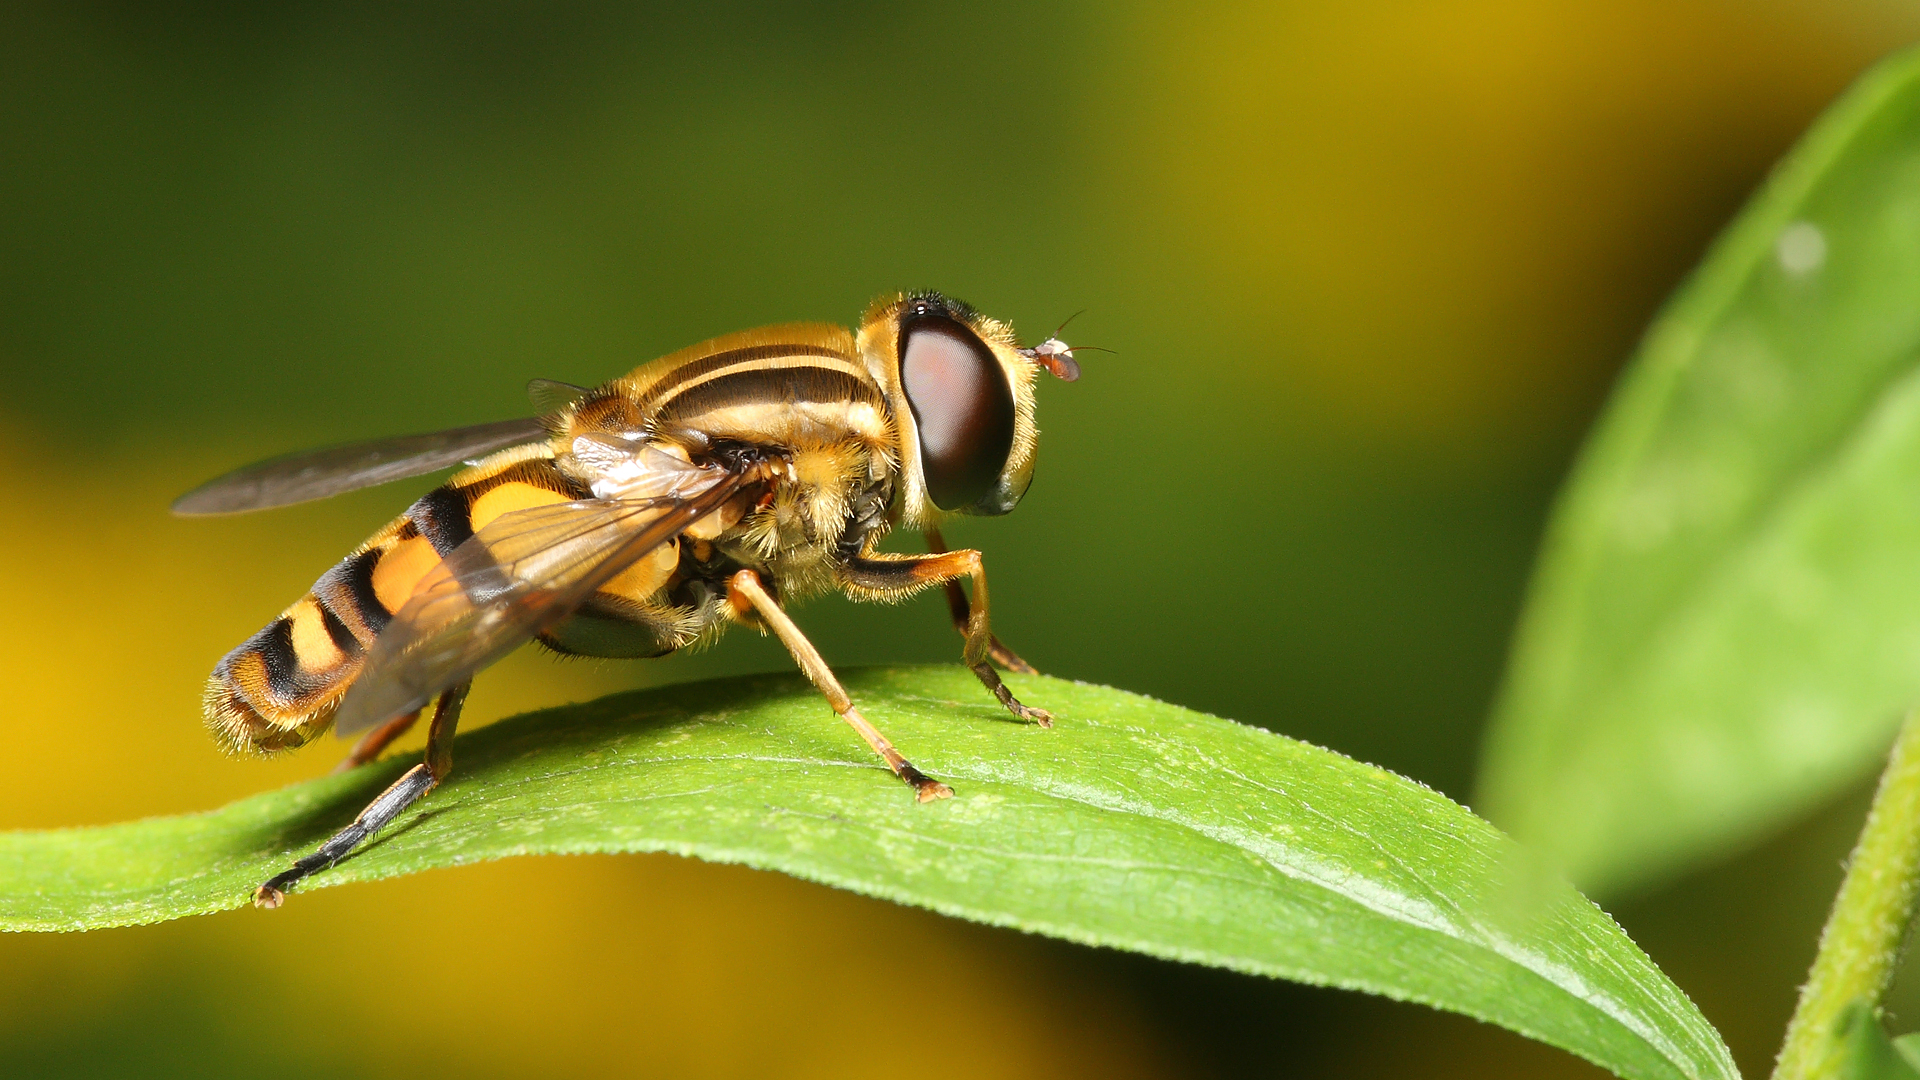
[{"left": 551, "top": 325, "right": 903, "bottom": 590}]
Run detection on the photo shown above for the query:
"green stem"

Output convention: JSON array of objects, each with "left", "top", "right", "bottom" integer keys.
[{"left": 1774, "top": 709, "right": 1920, "bottom": 1080}]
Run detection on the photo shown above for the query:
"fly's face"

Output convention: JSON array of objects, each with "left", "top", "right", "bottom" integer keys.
[{"left": 857, "top": 292, "right": 1077, "bottom": 528}]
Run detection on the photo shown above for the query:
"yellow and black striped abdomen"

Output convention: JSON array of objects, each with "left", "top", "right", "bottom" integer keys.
[{"left": 203, "top": 446, "right": 593, "bottom": 755}]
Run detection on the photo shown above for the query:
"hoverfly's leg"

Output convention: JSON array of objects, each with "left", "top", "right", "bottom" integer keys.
[
  {"left": 840, "top": 551, "right": 1052, "bottom": 727},
  {"left": 330, "top": 705, "right": 424, "bottom": 774},
  {"left": 924, "top": 527, "right": 1036, "bottom": 675},
  {"left": 726, "top": 569, "right": 953, "bottom": 803},
  {"left": 254, "top": 682, "right": 471, "bottom": 908}
]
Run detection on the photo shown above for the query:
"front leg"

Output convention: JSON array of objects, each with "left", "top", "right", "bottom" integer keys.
[
  {"left": 840, "top": 549, "right": 1052, "bottom": 727},
  {"left": 924, "top": 527, "right": 1037, "bottom": 675}
]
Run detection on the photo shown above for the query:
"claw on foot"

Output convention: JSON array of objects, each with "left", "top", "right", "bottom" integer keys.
[
  {"left": 970, "top": 662, "right": 1054, "bottom": 727},
  {"left": 253, "top": 885, "right": 286, "bottom": 910},
  {"left": 900, "top": 763, "right": 955, "bottom": 802},
  {"left": 1017, "top": 706, "right": 1054, "bottom": 728}
]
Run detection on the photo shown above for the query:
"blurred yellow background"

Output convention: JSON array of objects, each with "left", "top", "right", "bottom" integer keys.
[{"left": 4, "top": 2, "right": 1918, "bottom": 1076}]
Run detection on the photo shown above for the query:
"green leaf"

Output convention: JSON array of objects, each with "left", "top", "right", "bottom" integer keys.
[
  {"left": 2, "top": 667, "right": 1730, "bottom": 1080},
  {"left": 1478, "top": 45, "right": 1920, "bottom": 897},
  {"left": 1893, "top": 1033, "right": 1920, "bottom": 1074},
  {"left": 1838, "top": 1003, "right": 1920, "bottom": 1080}
]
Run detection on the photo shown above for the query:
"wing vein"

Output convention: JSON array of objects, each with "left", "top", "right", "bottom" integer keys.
[{"left": 330, "top": 463, "right": 757, "bottom": 736}]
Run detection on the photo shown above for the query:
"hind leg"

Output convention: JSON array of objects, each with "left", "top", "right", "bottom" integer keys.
[{"left": 255, "top": 683, "right": 469, "bottom": 908}]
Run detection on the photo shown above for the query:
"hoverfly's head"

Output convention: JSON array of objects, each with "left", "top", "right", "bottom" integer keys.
[{"left": 858, "top": 291, "right": 1079, "bottom": 527}]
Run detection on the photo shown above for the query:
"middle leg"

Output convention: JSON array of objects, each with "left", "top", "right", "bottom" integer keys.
[
  {"left": 331, "top": 705, "right": 423, "bottom": 774},
  {"left": 840, "top": 549, "right": 1051, "bottom": 727},
  {"left": 726, "top": 568, "right": 953, "bottom": 802}
]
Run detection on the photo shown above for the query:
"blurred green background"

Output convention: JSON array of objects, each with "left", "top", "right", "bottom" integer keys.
[{"left": 4, "top": 2, "right": 1920, "bottom": 1076}]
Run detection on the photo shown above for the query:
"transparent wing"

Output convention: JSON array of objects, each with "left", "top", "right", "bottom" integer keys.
[
  {"left": 171, "top": 417, "right": 551, "bottom": 516},
  {"left": 527, "top": 378, "right": 591, "bottom": 414},
  {"left": 330, "top": 466, "right": 753, "bottom": 736}
]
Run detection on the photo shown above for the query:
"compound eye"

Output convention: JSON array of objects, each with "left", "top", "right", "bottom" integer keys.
[{"left": 899, "top": 314, "right": 1016, "bottom": 511}]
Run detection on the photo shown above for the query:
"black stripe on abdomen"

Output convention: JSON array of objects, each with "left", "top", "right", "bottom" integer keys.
[
  {"left": 410, "top": 486, "right": 475, "bottom": 555},
  {"left": 232, "top": 617, "right": 302, "bottom": 701},
  {"left": 319, "top": 603, "right": 362, "bottom": 658},
  {"left": 315, "top": 549, "right": 391, "bottom": 641}
]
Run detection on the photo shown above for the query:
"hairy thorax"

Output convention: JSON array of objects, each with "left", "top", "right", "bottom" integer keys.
[{"left": 555, "top": 359, "right": 900, "bottom": 606}]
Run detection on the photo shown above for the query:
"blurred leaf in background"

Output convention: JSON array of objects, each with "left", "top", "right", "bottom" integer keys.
[
  {"left": 1479, "top": 47, "right": 1920, "bottom": 899},
  {"left": 5, "top": 1, "right": 1920, "bottom": 1078}
]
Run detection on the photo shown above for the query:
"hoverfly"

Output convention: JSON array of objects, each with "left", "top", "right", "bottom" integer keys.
[{"left": 173, "top": 292, "right": 1085, "bottom": 908}]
